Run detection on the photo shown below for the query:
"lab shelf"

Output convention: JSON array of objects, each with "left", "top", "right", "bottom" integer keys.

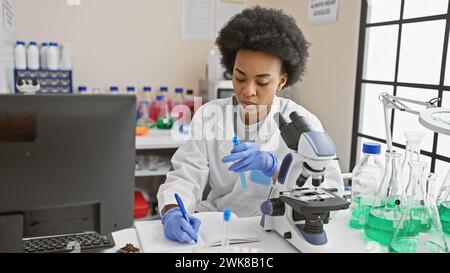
[{"left": 136, "top": 128, "right": 189, "bottom": 150}]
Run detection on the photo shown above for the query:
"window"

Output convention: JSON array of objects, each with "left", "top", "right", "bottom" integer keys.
[{"left": 352, "top": 0, "right": 450, "bottom": 182}]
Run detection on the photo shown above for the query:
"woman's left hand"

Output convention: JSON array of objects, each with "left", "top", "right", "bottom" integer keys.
[{"left": 222, "top": 142, "right": 278, "bottom": 177}]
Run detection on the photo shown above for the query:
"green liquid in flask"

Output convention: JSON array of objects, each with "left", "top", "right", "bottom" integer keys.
[
  {"left": 410, "top": 203, "right": 431, "bottom": 233},
  {"left": 439, "top": 202, "right": 450, "bottom": 235},
  {"left": 389, "top": 237, "right": 447, "bottom": 253},
  {"left": 364, "top": 209, "right": 398, "bottom": 246},
  {"left": 364, "top": 205, "right": 412, "bottom": 246},
  {"left": 349, "top": 196, "right": 372, "bottom": 229}
]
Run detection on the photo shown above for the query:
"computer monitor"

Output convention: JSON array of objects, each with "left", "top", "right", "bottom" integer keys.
[{"left": 0, "top": 94, "right": 136, "bottom": 252}]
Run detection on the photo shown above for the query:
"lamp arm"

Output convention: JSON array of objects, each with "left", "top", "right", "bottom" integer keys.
[{"left": 379, "top": 93, "right": 440, "bottom": 152}]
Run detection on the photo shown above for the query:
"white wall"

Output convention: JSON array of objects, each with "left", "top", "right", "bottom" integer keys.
[
  {"left": 15, "top": 0, "right": 217, "bottom": 92},
  {"left": 15, "top": 0, "right": 362, "bottom": 171}
]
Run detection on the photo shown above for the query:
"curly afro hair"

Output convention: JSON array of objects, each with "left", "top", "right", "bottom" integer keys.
[{"left": 216, "top": 6, "right": 310, "bottom": 87}]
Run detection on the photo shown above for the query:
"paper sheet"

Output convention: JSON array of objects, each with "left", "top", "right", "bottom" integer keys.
[
  {"left": 2, "top": 0, "right": 15, "bottom": 43},
  {"left": 216, "top": 0, "right": 247, "bottom": 36},
  {"left": 182, "top": 0, "right": 215, "bottom": 40},
  {"left": 135, "top": 212, "right": 260, "bottom": 253},
  {"left": 308, "top": 0, "right": 339, "bottom": 25}
]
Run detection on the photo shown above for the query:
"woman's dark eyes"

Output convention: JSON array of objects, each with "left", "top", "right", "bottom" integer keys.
[{"left": 236, "top": 78, "right": 269, "bottom": 86}]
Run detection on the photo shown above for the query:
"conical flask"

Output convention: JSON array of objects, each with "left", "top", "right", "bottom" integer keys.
[
  {"left": 364, "top": 151, "right": 406, "bottom": 246},
  {"left": 388, "top": 163, "right": 449, "bottom": 253},
  {"left": 437, "top": 169, "right": 450, "bottom": 235},
  {"left": 402, "top": 131, "right": 425, "bottom": 196},
  {"left": 406, "top": 161, "right": 430, "bottom": 233}
]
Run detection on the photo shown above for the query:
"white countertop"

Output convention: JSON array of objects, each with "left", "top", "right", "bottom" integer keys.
[
  {"left": 103, "top": 210, "right": 391, "bottom": 253},
  {"left": 136, "top": 129, "right": 189, "bottom": 150}
]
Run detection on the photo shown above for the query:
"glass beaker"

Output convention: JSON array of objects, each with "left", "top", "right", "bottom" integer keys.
[
  {"left": 388, "top": 165, "right": 449, "bottom": 253},
  {"left": 364, "top": 151, "right": 406, "bottom": 246},
  {"left": 437, "top": 169, "right": 450, "bottom": 235},
  {"left": 401, "top": 131, "right": 425, "bottom": 196}
]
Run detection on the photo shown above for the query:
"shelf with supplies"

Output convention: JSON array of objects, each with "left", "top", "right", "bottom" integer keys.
[{"left": 134, "top": 128, "right": 189, "bottom": 178}]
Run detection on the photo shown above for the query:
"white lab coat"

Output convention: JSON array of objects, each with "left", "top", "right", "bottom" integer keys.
[{"left": 157, "top": 96, "right": 344, "bottom": 217}]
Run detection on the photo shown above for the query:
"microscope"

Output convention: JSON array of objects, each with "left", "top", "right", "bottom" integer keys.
[{"left": 260, "top": 111, "right": 350, "bottom": 250}]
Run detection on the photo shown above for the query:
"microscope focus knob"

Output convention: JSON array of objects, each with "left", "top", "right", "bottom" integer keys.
[{"left": 260, "top": 199, "right": 285, "bottom": 216}]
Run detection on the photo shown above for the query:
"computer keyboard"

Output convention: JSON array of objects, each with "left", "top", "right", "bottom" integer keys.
[{"left": 23, "top": 232, "right": 115, "bottom": 253}]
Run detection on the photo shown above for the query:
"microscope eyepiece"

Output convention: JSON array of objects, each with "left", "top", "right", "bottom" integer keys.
[
  {"left": 289, "top": 111, "right": 301, "bottom": 122},
  {"left": 289, "top": 112, "right": 314, "bottom": 133}
]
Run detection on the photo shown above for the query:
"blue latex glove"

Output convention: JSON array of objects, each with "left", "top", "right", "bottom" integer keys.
[
  {"left": 222, "top": 142, "right": 278, "bottom": 177},
  {"left": 161, "top": 207, "right": 201, "bottom": 243}
]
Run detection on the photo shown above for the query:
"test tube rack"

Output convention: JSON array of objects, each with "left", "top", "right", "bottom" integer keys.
[{"left": 14, "top": 68, "right": 73, "bottom": 94}]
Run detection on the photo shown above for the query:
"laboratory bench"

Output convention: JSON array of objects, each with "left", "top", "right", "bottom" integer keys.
[{"left": 102, "top": 209, "right": 421, "bottom": 254}]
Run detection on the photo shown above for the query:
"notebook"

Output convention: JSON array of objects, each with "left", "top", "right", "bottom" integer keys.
[{"left": 135, "top": 212, "right": 260, "bottom": 253}]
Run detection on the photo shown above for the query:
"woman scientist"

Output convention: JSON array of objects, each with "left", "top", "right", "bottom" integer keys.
[{"left": 157, "top": 6, "right": 344, "bottom": 243}]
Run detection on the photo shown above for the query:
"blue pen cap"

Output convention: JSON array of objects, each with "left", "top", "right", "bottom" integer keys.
[
  {"left": 143, "top": 86, "right": 152, "bottom": 92},
  {"left": 110, "top": 86, "right": 119, "bottom": 92},
  {"left": 223, "top": 209, "right": 232, "bottom": 222},
  {"left": 160, "top": 86, "right": 168, "bottom": 92},
  {"left": 175, "top": 88, "right": 183, "bottom": 93},
  {"left": 127, "top": 86, "right": 135, "bottom": 92},
  {"left": 156, "top": 95, "right": 165, "bottom": 101},
  {"left": 363, "top": 142, "right": 381, "bottom": 155}
]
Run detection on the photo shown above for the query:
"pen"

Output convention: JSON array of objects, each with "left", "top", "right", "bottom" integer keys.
[{"left": 174, "top": 193, "right": 198, "bottom": 244}]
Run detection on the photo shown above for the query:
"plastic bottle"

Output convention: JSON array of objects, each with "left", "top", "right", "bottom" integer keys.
[
  {"left": 207, "top": 49, "right": 224, "bottom": 81},
  {"left": 40, "top": 43, "right": 49, "bottom": 70},
  {"left": 59, "top": 43, "right": 72, "bottom": 70},
  {"left": 78, "top": 86, "right": 88, "bottom": 94},
  {"left": 172, "top": 88, "right": 185, "bottom": 107},
  {"left": 349, "top": 143, "right": 384, "bottom": 229},
  {"left": 150, "top": 95, "right": 164, "bottom": 123},
  {"left": 159, "top": 86, "right": 172, "bottom": 112},
  {"left": 139, "top": 86, "right": 152, "bottom": 122},
  {"left": 154, "top": 95, "right": 174, "bottom": 129},
  {"left": 47, "top": 42, "right": 60, "bottom": 71},
  {"left": 27, "top": 42, "right": 40, "bottom": 70},
  {"left": 136, "top": 101, "right": 150, "bottom": 136},
  {"left": 109, "top": 86, "right": 119, "bottom": 94},
  {"left": 14, "top": 41, "right": 27, "bottom": 70},
  {"left": 127, "top": 86, "right": 136, "bottom": 94},
  {"left": 185, "top": 89, "right": 195, "bottom": 119},
  {"left": 170, "top": 88, "right": 183, "bottom": 118}
]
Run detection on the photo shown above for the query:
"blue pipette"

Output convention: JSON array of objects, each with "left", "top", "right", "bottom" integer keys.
[{"left": 232, "top": 136, "right": 247, "bottom": 190}]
